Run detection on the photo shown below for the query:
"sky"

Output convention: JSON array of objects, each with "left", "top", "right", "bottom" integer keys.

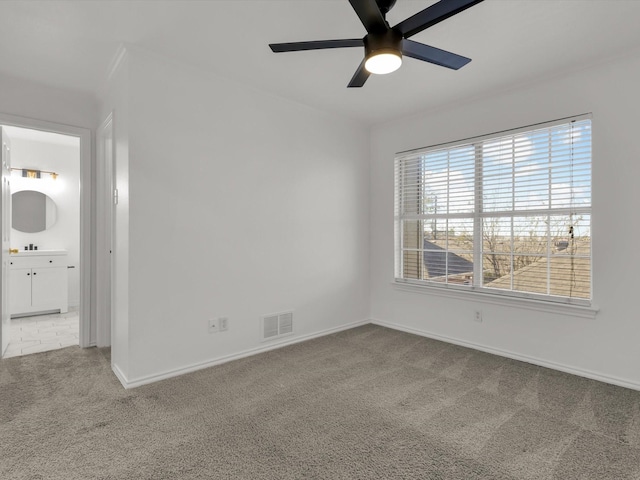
[{"left": 418, "top": 119, "right": 592, "bottom": 243}]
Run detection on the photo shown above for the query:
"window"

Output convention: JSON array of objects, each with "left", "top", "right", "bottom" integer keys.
[{"left": 394, "top": 115, "right": 592, "bottom": 305}]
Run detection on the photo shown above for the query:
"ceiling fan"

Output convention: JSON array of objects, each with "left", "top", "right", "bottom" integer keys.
[{"left": 269, "top": 0, "right": 484, "bottom": 88}]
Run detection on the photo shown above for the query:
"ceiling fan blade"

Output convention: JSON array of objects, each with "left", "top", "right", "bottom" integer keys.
[
  {"left": 270, "top": 39, "right": 364, "bottom": 53},
  {"left": 348, "top": 0, "right": 388, "bottom": 34},
  {"left": 347, "top": 59, "right": 370, "bottom": 88},
  {"left": 402, "top": 39, "right": 471, "bottom": 70},
  {"left": 394, "top": 0, "right": 484, "bottom": 39}
]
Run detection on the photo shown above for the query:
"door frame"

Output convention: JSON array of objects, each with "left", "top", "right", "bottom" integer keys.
[
  {"left": 0, "top": 112, "right": 92, "bottom": 348},
  {"left": 1, "top": 127, "right": 11, "bottom": 356},
  {"left": 96, "top": 113, "right": 113, "bottom": 347}
]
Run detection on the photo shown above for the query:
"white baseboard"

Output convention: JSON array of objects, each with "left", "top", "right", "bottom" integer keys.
[
  {"left": 114, "top": 319, "right": 370, "bottom": 389},
  {"left": 110, "top": 317, "right": 640, "bottom": 392},
  {"left": 371, "top": 318, "right": 640, "bottom": 392},
  {"left": 111, "top": 362, "right": 129, "bottom": 387}
]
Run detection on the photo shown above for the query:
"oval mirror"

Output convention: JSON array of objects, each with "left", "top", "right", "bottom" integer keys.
[{"left": 11, "top": 190, "right": 57, "bottom": 233}]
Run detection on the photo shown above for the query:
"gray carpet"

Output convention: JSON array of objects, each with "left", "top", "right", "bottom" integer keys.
[{"left": 1, "top": 324, "right": 640, "bottom": 479}]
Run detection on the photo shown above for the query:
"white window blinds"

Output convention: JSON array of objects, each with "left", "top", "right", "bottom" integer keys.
[{"left": 394, "top": 115, "right": 592, "bottom": 304}]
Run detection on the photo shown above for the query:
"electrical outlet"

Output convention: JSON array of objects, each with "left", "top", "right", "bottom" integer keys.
[
  {"left": 474, "top": 310, "right": 483, "bottom": 323},
  {"left": 208, "top": 318, "right": 219, "bottom": 333},
  {"left": 219, "top": 317, "right": 228, "bottom": 332}
]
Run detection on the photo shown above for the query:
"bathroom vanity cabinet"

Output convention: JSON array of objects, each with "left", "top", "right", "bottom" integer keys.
[{"left": 9, "top": 250, "right": 68, "bottom": 317}]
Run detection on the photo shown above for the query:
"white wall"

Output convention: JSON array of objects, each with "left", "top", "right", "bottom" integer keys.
[
  {"left": 106, "top": 49, "right": 370, "bottom": 384},
  {"left": 9, "top": 137, "right": 81, "bottom": 306},
  {"left": 0, "top": 74, "right": 96, "bottom": 129},
  {"left": 370, "top": 52, "right": 640, "bottom": 389}
]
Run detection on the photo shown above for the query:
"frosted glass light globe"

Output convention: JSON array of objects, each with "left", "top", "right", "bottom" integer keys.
[{"left": 365, "top": 52, "right": 402, "bottom": 74}]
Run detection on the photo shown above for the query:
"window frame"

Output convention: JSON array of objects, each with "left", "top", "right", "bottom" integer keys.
[{"left": 393, "top": 114, "right": 596, "bottom": 315}]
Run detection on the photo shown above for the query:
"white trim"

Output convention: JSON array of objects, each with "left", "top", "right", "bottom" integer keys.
[
  {"left": 111, "top": 361, "right": 128, "bottom": 388},
  {"left": 395, "top": 115, "right": 593, "bottom": 308},
  {"left": 96, "top": 113, "right": 113, "bottom": 348},
  {"left": 396, "top": 113, "right": 593, "bottom": 156},
  {"left": 392, "top": 281, "right": 598, "bottom": 319},
  {"left": 0, "top": 112, "right": 92, "bottom": 348},
  {"left": 114, "top": 319, "right": 370, "bottom": 389},
  {"left": 113, "top": 317, "right": 639, "bottom": 392},
  {"left": 105, "top": 44, "right": 128, "bottom": 86},
  {"left": 401, "top": 206, "right": 592, "bottom": 221},
  {"left": 370, "top": 318, "right": 640, "bottom": 392}
]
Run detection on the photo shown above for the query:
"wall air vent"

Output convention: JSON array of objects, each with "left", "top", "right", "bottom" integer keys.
[{"left": 261, "top": 311, "right": 294, "bottom": 341}]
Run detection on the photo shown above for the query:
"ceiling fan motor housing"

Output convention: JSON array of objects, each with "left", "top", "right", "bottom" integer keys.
[
  {"left": 364, "top": 29, "right": 403, "bottom": 60},
  {"left": 376, "top": 0, "right": 397, "bottom": 15}
]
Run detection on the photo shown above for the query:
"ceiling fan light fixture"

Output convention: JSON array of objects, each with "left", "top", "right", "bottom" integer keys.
[
  {"left": 268, "top": 0, "right": 484, "bottom": 87},
  {"left": 365, "top": 49, "right": 402, "bottom": 75}
]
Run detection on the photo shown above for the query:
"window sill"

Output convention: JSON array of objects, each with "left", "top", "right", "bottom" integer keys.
[{"left": 392, "top": 281, "right": 599, "bottom": 319}]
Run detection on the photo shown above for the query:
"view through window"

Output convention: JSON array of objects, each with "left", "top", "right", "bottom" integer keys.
[{"left": 394, "top": 116, "right": 592, "bottom": 304}]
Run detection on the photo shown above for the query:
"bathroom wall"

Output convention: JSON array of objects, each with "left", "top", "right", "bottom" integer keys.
[{"left": 8, "top": 133, "right": 81, "bottom": 307}]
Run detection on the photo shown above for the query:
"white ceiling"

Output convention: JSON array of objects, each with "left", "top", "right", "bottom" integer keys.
[{"left": 1, "top": 0, "right": 640, "bottom": 125}]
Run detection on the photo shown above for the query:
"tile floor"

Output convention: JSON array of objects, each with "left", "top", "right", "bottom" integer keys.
[{"left": 3, "top": 309, "right": 79, "bottom": 358}]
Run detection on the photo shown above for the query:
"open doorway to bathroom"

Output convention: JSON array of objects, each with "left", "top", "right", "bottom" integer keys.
[{"left": 1, "top": 125, "right": 80, "bottom": 358}]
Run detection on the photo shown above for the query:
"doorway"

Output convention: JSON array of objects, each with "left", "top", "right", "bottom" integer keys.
[
  {"left": 0, "top": 113, "right": 92, "bottom": 357},
  {"left": 2, "top": 126, "right": 80, "bottom": 357}
]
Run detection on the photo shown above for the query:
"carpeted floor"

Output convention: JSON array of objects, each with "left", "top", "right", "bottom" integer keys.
[{"left": 1, "top": 324, "right": 640, "bottom": 479}]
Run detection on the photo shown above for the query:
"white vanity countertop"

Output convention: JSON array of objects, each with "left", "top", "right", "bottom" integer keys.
[{"left": 11, "top": 249, "right": 68, "bottom": 256}]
